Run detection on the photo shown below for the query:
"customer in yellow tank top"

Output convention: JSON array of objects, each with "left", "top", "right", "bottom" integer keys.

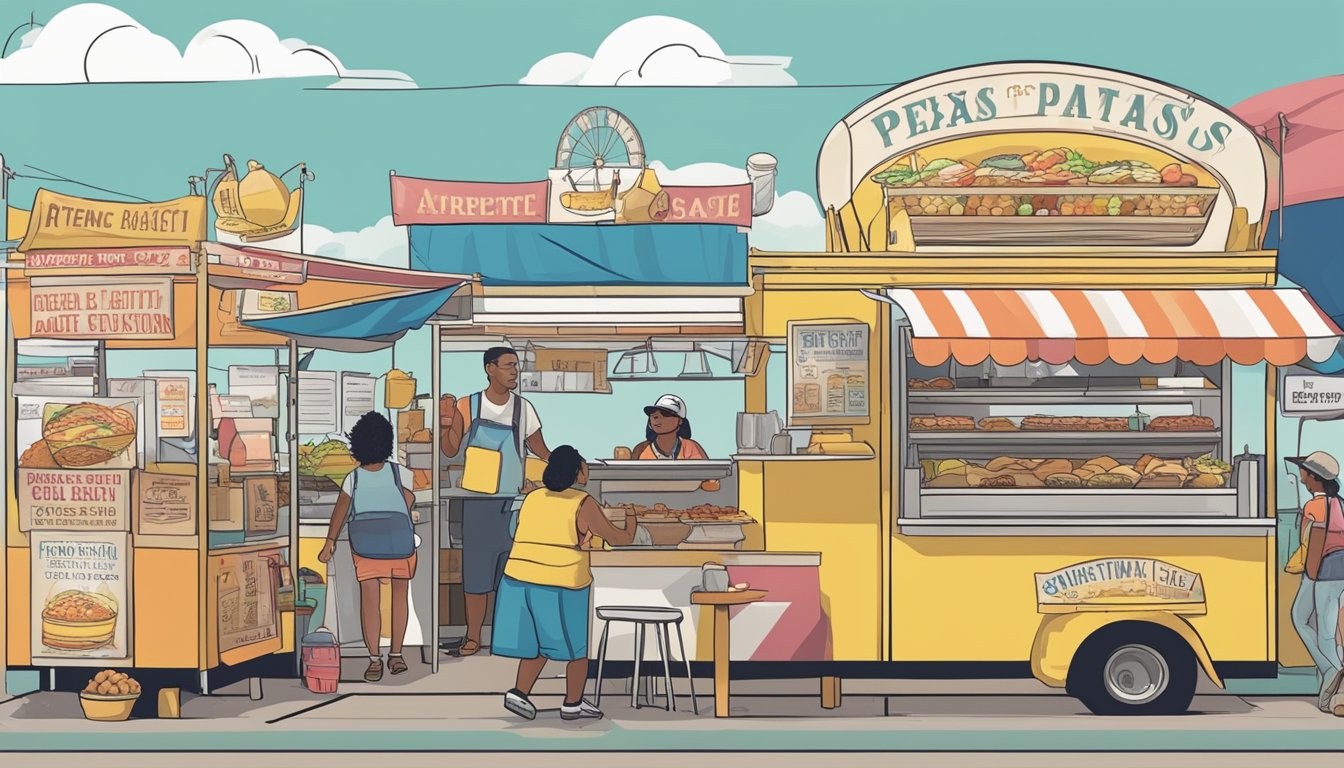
[{"left": 494, "top": 445, "right": 639, "bottom": 721}]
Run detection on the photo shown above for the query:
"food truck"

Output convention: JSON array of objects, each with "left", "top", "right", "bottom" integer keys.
[{"left": 736, "top": 61, "right": 1344, "bottom": 714}]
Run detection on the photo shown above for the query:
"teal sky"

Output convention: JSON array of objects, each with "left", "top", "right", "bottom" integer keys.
[{"left": 4, "top": 0, "right": 1340, "bottom": 491}]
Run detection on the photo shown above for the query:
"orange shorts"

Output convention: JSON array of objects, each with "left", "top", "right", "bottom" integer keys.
[{"left": 352, "top": 551, "right": 417, "bottom": 582}]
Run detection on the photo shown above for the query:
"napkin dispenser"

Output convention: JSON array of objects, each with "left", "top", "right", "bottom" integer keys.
[
  {"left": 736, "top": 411, "right": 783, "bottom": 453},
  {"left": 701, "top": 563, "right": 730, "bottom": 592}
]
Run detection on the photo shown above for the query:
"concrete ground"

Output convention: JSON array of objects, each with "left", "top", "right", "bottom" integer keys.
[{"left": 1, "top": 651, "right": 1342, "bottom": 766}]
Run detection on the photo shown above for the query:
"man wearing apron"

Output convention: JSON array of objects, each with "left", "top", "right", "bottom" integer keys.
[{"left": 440, "top": 347, "right": 550, "bottom": 657}]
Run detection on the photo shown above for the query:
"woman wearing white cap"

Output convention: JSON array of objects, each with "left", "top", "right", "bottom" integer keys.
[
  {"left": 1286, "top": 450, "right": 1344, "bottom": 715},
  {"left": 633, "top": 394, "right": 709, "bottom": 460}
]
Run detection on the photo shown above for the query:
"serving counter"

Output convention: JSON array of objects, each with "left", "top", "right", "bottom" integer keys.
[{"left": 589, "top": 550, "right": 827, "bottom": 664}]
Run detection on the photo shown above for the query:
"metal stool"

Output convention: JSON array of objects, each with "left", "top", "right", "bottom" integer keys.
[{"left": 593, "top": 606, "right": 698, "bottom": 714}]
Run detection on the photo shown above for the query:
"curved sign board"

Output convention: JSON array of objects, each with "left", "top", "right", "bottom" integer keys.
[
  {"left": 818, "top": 62, "right": 1277, "bottom": 251},
  {"left": 1035, "top": 557, "right": 1206, "bottom": 614}
]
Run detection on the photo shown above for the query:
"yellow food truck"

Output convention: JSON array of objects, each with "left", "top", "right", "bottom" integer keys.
[{"left": 741, "top": 61, "right": 1338, "bottom": 714}]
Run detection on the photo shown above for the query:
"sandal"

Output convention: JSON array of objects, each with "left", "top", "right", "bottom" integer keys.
[
  {"left": 364, "top": 658, "right": 384, "bottom": 682},
  {"left": 388, "top": 654, "right": 409, "bottom": 675},
  {"left": 456, "top": 638, "right": 481, "bottom": 657}
]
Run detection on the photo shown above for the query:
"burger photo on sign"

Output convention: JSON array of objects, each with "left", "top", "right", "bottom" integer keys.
[{"left": 30, "top": 402, "right": 138, "bottom": 469}]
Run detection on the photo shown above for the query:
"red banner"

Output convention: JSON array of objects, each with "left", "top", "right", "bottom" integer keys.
[
  {"left": 24, "top": 247, "right": 194, "bottom": 274},
  {"left": 392, "top": 176, "right": 550, "bottom": 224},
  {"left": 663, "top": 184, "right": 753, "bottom": 227},
  {"left": 213, "top": 246, "right": 307, "bottom": 284}
]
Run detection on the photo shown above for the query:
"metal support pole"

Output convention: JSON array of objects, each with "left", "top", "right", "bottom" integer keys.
[
  {"left": 430, "top": 323, "right": 442, "bottom": 673},
  {"left": 288, "top": 339, "right": 301, "bottom": 665}
]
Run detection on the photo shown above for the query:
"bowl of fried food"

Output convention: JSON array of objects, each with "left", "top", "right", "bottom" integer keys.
[{"left": 79, "top": 669, "right": 142, "bottom": 722}]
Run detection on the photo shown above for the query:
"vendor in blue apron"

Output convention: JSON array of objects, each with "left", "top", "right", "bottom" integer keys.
[{"left": 440, "top": 347, "right": 550, "bottom": 657}]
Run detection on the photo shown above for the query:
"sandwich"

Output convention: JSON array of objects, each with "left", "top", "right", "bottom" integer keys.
[{"left": 42, "top": 403, "right": 137, "bottom": 467}]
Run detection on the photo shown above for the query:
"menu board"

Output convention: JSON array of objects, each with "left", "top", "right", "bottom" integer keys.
[
  {"left": 28, "top": 277, "right": 174, "bottom": 340},
  {"left": 30, "top": 532, "right": 133, "bottom": 664},
  {"left": 134, "top": 470, "right": 198, "bottom": 537},
  {"left": 228, "top": 365, "right": 280, "bottom": 419},
  {"left": 787, "top": 320, "right": 870, "bottom": 425},
  {"left": 298, "top": 371, "right": 339, "bottom": 435},
  {"left": 244, "top": 475, "right": 280, "bottom": 535},
  {"left": 340, "top": 372, "right": 376, "bottom": 432},
  {"left": 17, "top": 468, "right": 131, "bottom": 532},
  {"left": 217, "top": 550, "right": 278, "bottom": 655}
]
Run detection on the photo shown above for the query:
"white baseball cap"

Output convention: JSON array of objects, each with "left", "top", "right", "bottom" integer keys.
[
  {"left": 1288, "top": 451, "right": 1341, "bottom": 481},
  {"left": 644, "top": 394, "right": 687, "bottom": 419}
]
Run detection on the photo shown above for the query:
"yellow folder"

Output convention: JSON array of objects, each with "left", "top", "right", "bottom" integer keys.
[{"left": 461, "top": 446, "right": 502, "bottom": 495}]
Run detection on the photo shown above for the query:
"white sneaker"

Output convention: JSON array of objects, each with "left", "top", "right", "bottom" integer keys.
[
  {"left": 504, "top": 690, "right": 536, "bottom": 720},
  {"left": 560, "top": 698, "right": 604, "bottom": 721},
  {"left": 1332, "top": 693, "right": 1344, "bottom": 718}
]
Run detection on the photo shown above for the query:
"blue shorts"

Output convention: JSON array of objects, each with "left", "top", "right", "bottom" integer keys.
[{"left": 492, "top": 576, "right": 590, "bottom": 661}]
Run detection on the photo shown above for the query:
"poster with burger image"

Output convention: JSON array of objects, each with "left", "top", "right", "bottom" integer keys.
[{"left": 17, "top": 398, "right": 140, "bottom": 472}]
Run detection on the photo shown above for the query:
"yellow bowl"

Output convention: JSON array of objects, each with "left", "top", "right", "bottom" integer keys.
[
  {"left": 42, "top": 615, "right": 117, "bottom": 650},
  {"left": 79, "top": 693, "right": 139, "bottom": 722}
]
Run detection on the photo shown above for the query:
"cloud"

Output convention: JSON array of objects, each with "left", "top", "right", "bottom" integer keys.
[
  {"left": 0, "top": 3, "right": 414, "bottom": 86},
  {"left": 521, "top": 16, "right": 794, "bottom": 86},
  {"left": 302, "top": 215, "right": 409, "bottom": 268},
  {"left": 648, "top": 161, "right": 824, "bottom": 252}
]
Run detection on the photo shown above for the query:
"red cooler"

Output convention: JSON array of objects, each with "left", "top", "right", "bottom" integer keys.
[{"left": 301, "top": 628, "right": 339, "bottom": 693}]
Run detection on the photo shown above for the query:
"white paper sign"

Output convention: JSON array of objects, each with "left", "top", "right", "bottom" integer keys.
[
  {"left": 1282, "top": 375, "right": 1344, "bottom": 416},
  {"left": 298, "top": 371, "right": 339, "bottom": 436},
  {"left": 340, "top": 373, "right": 376, "bottom": 432},
  {"left": 228, "top": 365, "right": 280, "bottom": 419}
]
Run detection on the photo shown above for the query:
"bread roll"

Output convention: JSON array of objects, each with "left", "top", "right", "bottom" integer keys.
[
  {"left": 1032, "top": 459, "right": 1073, "bottom": 482},
  {"left": 1136, "top": 454, "right": 1158, "bottom": 475},
  {"left": 1087, "top": 472, "right": 1136, "bottom": 489},
  {"left": 986, "top": 456, "right": 1026, "bottom": 472},
  {"left": 1110, "top": 466, "right": 1141, "bottom": 483},
  {"left": 1073, "top": 466, "right": 1101, "bottom": 480},
  {"left": 1087, "top": 455, "right": 1120, "bottom": 472},
  {"left": 924, "top": 474, "right": 970, "bottom": 488},
  {"left": 1188, "top": 473, "right": 1224, "bottom": 489},
  {"left": 1003, "top": 471, "right": 1045, "bottom": 487},
  {"left": 1046, "top": 473, "right": 1082, "bottom": 488},
  {"left": 1136, "top": 474, "right": 1183, "bottom": 489}
]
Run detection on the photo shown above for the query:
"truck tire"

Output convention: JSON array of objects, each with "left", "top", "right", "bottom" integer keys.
[{"left": 1067, "top": 622, "right": 1197, "bottom": 715}]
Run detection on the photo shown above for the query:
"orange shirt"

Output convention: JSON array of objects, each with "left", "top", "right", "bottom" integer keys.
[
  {"left": 636, "top": 438, "right": 708, "bottom": 460},
  {"left": 1305, "top": 495, "right": 1329, "bottom": 524}
]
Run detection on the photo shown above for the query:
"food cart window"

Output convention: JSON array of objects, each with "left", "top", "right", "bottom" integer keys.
[{"left": 900, "top": 332, "right": 1244, "bottom": 520}]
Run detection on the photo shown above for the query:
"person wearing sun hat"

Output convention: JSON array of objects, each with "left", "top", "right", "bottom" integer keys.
[
  {"left": 1286, "top": 450, "right": 1344, "bottom": 715},
  {"left": 632, "top": 394, "right": 709, "bottom": 460}
]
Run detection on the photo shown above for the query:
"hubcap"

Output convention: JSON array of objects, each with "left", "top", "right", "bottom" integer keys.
[{"left": 1103, "top": 644, "right": 1169, "bottom": 705}]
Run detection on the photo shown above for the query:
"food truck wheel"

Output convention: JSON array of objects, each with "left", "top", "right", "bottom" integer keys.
[{"left": 1068, "top": 623, "right": 1197, "bottom": 715}]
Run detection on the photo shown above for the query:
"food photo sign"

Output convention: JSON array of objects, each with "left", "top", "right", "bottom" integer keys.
[
  {"left": 30, "top": 532, "right": 133, "bottom": 664},
  {"left": 787, "top": 319, "right": 871, "bottom": 426},
  {"left": 16, "top": 398, "right": 141, "bottom": 473}
]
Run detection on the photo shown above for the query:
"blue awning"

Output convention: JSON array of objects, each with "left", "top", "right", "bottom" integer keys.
[
  {"left": 408, "top": 223, "right": 748, "bottom": 286},
  {"left": 241, "top": 284, "right": 462, "bottom": 345}
]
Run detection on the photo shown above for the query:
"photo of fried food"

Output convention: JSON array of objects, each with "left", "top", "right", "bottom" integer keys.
[
  {"left": 41, "top": 590, "right": 119, "bottom": 651},
  {"left": 19, "top": 440, "right": 60, "bottom": 469},
  {"left": 42, "top": 402, "right": 137, "bottom": 468}
]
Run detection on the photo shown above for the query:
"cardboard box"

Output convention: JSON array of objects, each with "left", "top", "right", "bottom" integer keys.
[
  {"left": 438, "top": 549, "right": 462, "bottom": 584},
  {"left": 216, "top": 550, "right": 278, "bottom": 655},
  {"left": 134, "top": 470, "right": 198, "bottom": 537},
  {"left": 244, "top": 475, "right": 280, "bottom": 535},
  {"left": 209, "top": 482, "right": 245, "bottom": 532},
  {"left": 397, "top": 409, "right": 426, "bottom": 436},
  {"left": 17, "top": 468, "right": 132, "bottom": 533},
  {"left": 398, "top": 442, "right": 433, "bottom": 470}
]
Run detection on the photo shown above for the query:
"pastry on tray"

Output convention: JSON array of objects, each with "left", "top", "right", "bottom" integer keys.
[
  {"left": 910, "top": 415, "right": 975, "bottom": 431},
  {"left": 1020, "top": 415, "right": 1129, "bottom": 431},
  {"left": 978, "top": 417, "right": 1017, "bottom": 431},
  {"left": 1147, "top": 415, "right": 1216, "bottom": 432}
]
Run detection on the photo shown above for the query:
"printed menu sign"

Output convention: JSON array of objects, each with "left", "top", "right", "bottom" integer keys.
[
  {"left": 787, "top": 320, "right": 870, "bottom": 424},
  {"left": 156, "top": 377, "right": 192, "bottom": 437},
  {"left": 29, "top": 277, "right": 175, "bottom": 340},
  {"left": 31, "top": 532, "right": 132, "bottom": 663},
  {"left": 244, "top": 476, "right": 280, "bottom": 535},
  {"left": 18, "top": 468, "right": 131, "bottom": 532},
  {"left": 228, "top": 365, "right": 280, "bottom": 419},
  {"left": 298, "top": 371, "right": 339, "bottom": 435},
  {"left": 135, "top": 471, "right": 198, "bottom": 537},
  {"left": 340, "top": 373, "right": 376, "bottom": 432},
  {"left": 217, "top": 551, "right": 278, "bottom": 654}
]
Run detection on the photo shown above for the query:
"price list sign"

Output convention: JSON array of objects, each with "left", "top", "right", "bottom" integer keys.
[{"left": 1282, "top": 375, "right": 1344, "bottom": 416}]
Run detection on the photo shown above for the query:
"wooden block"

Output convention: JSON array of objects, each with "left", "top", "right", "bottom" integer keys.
[
  {"left": 438, "top": 549, "right": 462, "bottom": 584},
  {"left": 157, "top": 688, "right": 181, "bottom": 718},
  {"left": 821, "top": 676, "right": 842, "bottom": 709}
]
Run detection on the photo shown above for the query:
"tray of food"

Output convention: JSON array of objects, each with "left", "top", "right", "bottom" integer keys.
[
  {"left": 1147, "top": 415, "right": 1217, "bottom": 432},
  {"left": 910, "top": 415, "right": 976, "bottom": 432},
  {"left": 1020, "top": 416, "right": 1130, "bottom": 432},
  {"left": 874, "top": 150, "right": 1218, "bottom": 247},
  {"left": 920, "top": 453, "right": 1230, "bottom": 490},
  {"left": 908, "top": 377, "right": 955, "bottom": 391}
]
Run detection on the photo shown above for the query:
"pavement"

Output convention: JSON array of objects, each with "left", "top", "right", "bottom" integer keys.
[{"left": 2, "top": 652, "right": 1343, "bottom": 767}]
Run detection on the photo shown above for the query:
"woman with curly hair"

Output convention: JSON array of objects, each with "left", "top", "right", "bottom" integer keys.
[{"left": 319, "top": 411, "right": 418, "bottom": 682}]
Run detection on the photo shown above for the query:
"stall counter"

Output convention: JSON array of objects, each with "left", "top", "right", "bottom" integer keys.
[{"left": 590, "top": 550, "right": 827, "bottom": 664}]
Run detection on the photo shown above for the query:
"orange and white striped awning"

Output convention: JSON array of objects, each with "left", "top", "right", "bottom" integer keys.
[{"left": 871, "top": 288, "right": 1344, "bottom": 367}]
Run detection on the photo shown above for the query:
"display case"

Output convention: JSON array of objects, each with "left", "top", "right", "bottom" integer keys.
[
  {"left": 898, "top": 330, "right": 1262, "bottom": 522},
  {"left": 584, "top": 460, "right": 752, "bottom": 550}
]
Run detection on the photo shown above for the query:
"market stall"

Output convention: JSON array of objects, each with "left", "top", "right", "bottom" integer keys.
[
  {"left": 742, "top": 61, "right": 1344, "bottom": 714},
  {"left": 395, "top": 107, "right": 829, "bottom": 667},
  {"left": 204, "top": 241, "right": 471, "bottom": 670}
]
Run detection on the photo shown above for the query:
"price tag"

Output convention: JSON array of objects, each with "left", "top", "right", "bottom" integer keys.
[{"left": 1282, "top": 375, "right": 1344, "bottom": 416}]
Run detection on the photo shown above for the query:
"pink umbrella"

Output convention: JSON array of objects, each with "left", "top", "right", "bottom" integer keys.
[{"left": 1233, "top": 75, "right": 1344, "bottom": 210}]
